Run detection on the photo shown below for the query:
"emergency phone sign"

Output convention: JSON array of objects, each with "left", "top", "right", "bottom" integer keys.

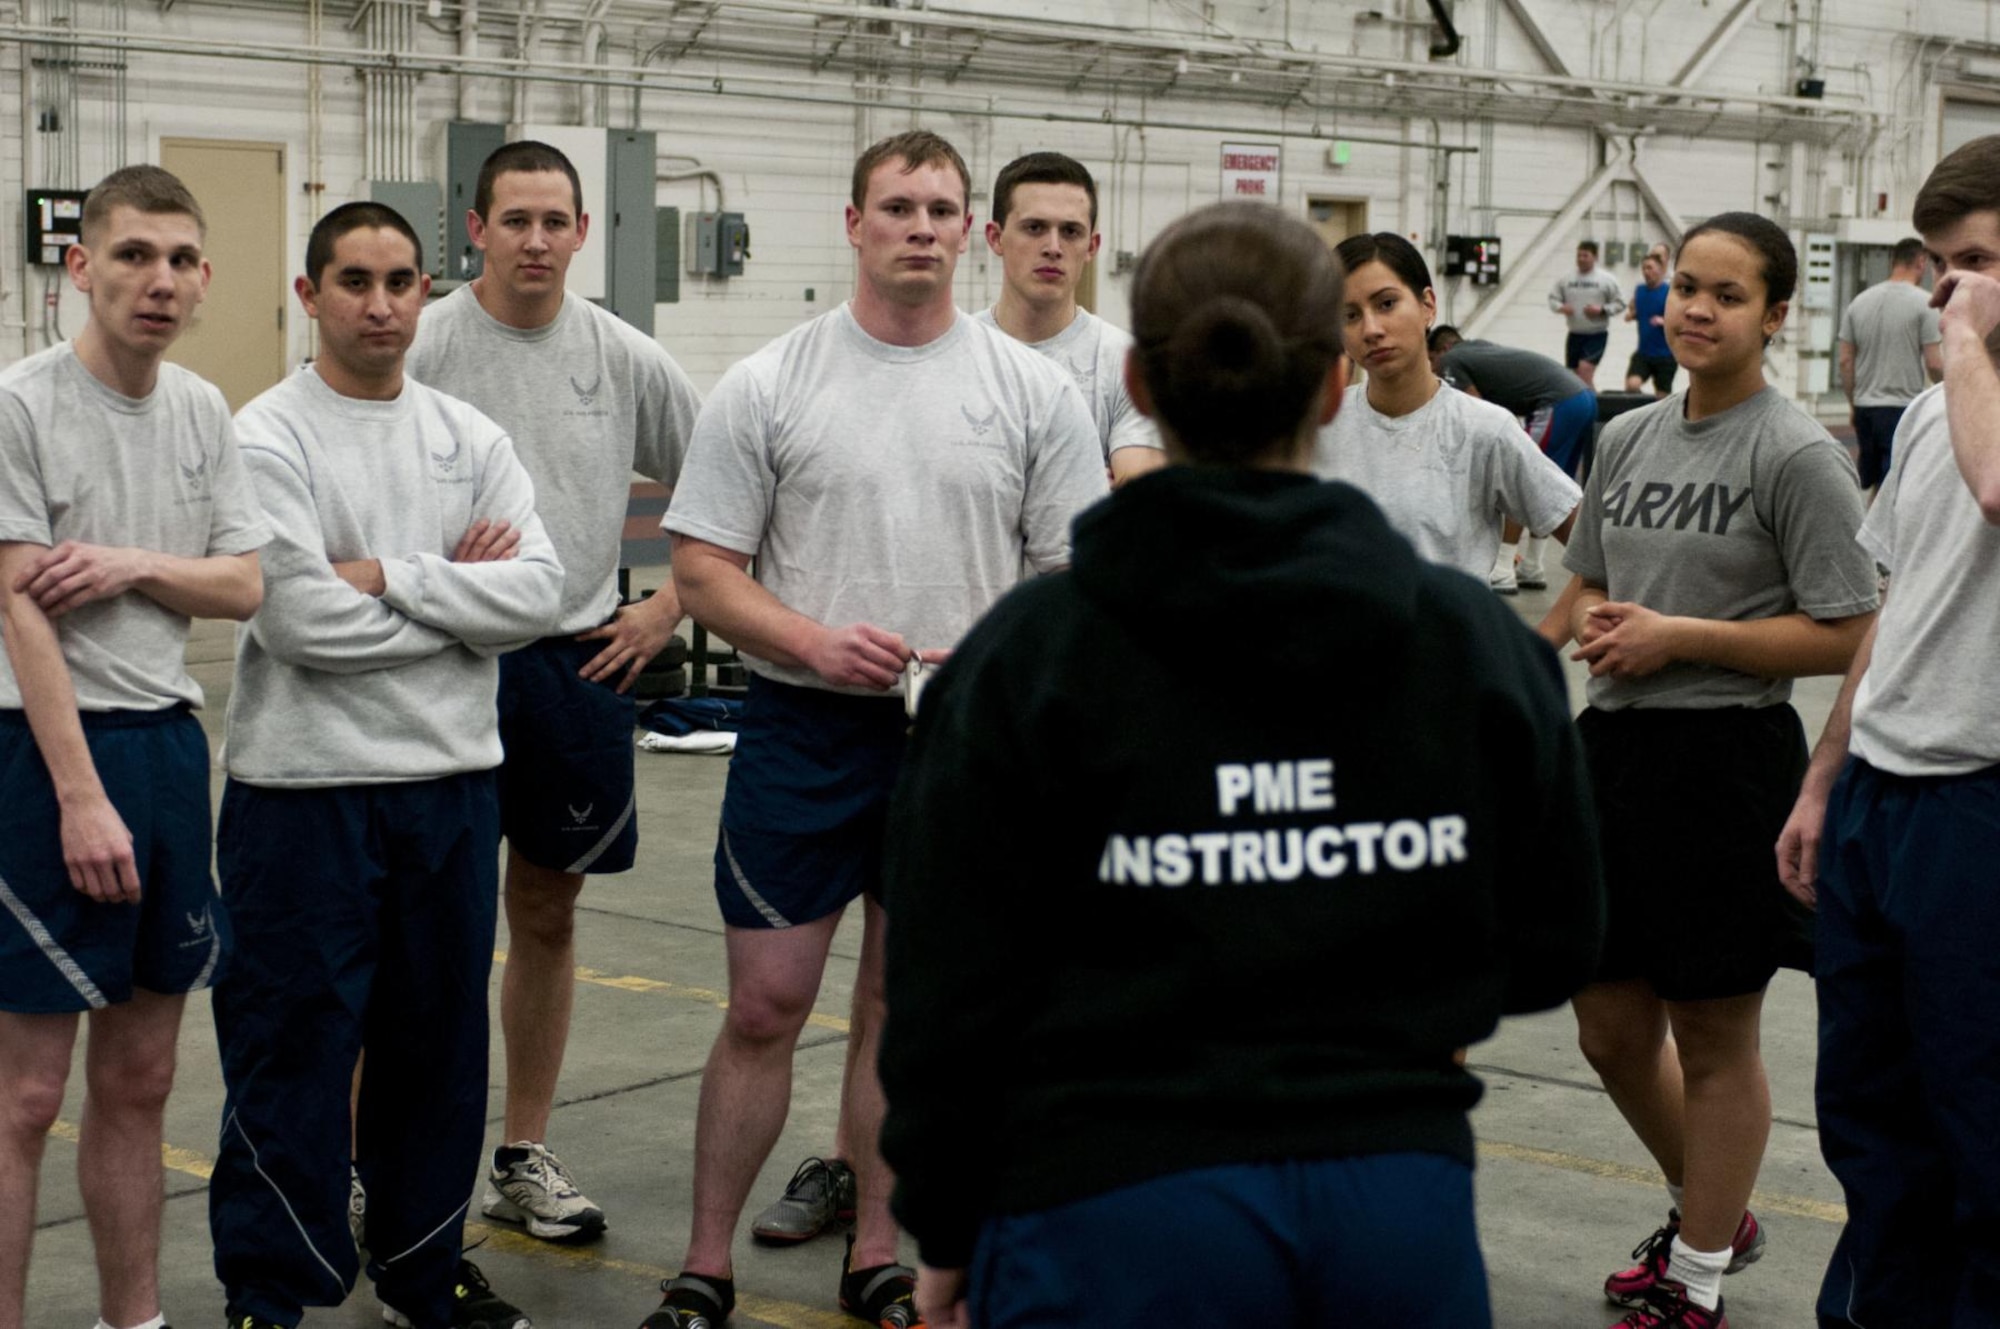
[{"left": 1221, "top": 142, "right": 1281, "bottom": 201}]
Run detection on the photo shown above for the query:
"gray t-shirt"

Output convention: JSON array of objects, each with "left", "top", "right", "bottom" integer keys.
[
  {"left": 1438, "top": 339, "right": 1589, "bottom": 416},
  {"left": 407, "top": 286, "right": 701, "bottom": 634},
  {"left": 665, "top": 305, "right": 1108, "bottom": 693},
  {"left": 1548, "top": 269, "right": 1627, "bottom": 333},
  {"left": 0, "top": 344, "right": 271, "bottom": 712},
  {"left": 973, "top": 307, "right": 1162, "bottom": 463},
  {"left": 228, "top": 368, "right": 564, "bottom": 787},
  {"left": 1851, "top": 386, "right": 2000, "bottom": 774},
  {"left": 1564, "top": 387, "right": 1877, "bottom": 711},
  {"left": 1838, "top": 280, "right": 1941, "bottom": 407},
  {"left": 1312, "top": 382, "right": 1580, "bottom": 577}
]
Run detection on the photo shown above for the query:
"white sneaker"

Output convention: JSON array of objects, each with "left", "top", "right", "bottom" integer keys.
[
  {"left": 482, "top": 1141, "right": 606, "bottom": 1243},
  {"left": 1518, "top": 535, "right": 1550, "bottom": 590},
  {"left": 1488, "top": 556, "right": 1519, "bottom": 596}
]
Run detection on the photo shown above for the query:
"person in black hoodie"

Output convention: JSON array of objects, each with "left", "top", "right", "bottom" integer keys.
[{"left": 877, "top": 200, "right": 1605, "bottom": 1328}]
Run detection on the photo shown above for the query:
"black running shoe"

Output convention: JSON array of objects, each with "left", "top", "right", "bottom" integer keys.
[
  {"left": 383, "top": 1257, "right": 531, "bottom": 1329},
  {"left": 839, "top": 1232, "right": 923, "bottom": 1329},
  {"left": 640, "top": 1273, "right": 735, "bottom": 1328}
]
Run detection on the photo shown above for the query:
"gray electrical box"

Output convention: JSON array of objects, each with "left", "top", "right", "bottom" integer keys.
[
  {"left": 656, "top": 207, "right": 681, "bottom": 304},
  {"left": 688, "top": 211, "right": 749, "bottom": 277},
  {"left": 443, "top": 120, "right": 507, "bottom": 283},
  {"left": 603, "top": 129, "right": 657, "bottom": 334},
  {"left": 366, "top": 180, "right": 444, "bottom": 278}
]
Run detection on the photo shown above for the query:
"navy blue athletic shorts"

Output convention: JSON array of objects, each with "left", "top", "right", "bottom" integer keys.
[
  {"left": 969, "top": 1154, "right": 1489, "bottom": 1327},
  {"left": 712, "top": 674, "right": 907, "bottom": 930},
  {"left": 0, "top": 705, "right": 228, "bottom": 1014},
  {"left": 1579, "top": 703, "right": 1809, "bottom": 1000},
  {"left": 1851, "top": 405, "right": 1908, "bottom": 491},
  {"left": 497, "top": 634, "right": 638, "bottom": 874},
  {"left": 1566, "top": 331, "right": 1610, "bottom": 369}
]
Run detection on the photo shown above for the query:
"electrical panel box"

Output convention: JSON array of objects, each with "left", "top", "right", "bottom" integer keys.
[
  {"left": 687, "top": 211, "right": 749, "bottom": 277},
  {"left": 1442, "top": 234, "right": 1502, "bottom": 286},
  {"left": 441, "top": 120, "right": 507, "bottom": 283},
  {"left": 604, "top": 128, "right": 657, "bottom": 335},
  {"left": 367, "top": 180, "right": 444, "bottom": 278},
  {"left": 656, "top": 207, "right": 681, "bottom": 304},
  {"left": 1803, "top": 233, "right": 1837, "bottom": 311},
  {"left": 26, "top": 188, "right": 88, "bottom": 266}
]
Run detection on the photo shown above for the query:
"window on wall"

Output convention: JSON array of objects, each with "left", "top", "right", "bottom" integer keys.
[{"left": 1941, "top": 93, "right": 2000, "bottom": 157}]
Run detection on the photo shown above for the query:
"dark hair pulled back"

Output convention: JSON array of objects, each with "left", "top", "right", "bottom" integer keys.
[
  {"left": 1131, "top": 203, "right": 1345, "bottom": 466},
  {"left": 1676, "top": 211, "right": 1797, "bottom": 306}
]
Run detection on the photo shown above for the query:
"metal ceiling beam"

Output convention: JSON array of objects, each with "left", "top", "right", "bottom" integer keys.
[{"left": 1497, "top": 0, "right": 1571, "bottom": 78}]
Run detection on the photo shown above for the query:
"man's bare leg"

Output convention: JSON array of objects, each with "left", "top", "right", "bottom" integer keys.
[
  {"left": 78, "top": 989, "right": 185, "bottom": 1329},
  {"left": 843, "top": 897, "right": 899, "bottom": 1271},
  {"left": 0, "top": 1010, "right": 80, "bottom": 1329},
  {"left": 500, "top": 849, "right": 586, "bottom": 1144},
  {"left": 682, "top": 910, "right": 844, "bottom": 1277}
]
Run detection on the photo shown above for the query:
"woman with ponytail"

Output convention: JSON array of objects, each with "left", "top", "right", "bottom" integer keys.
[
  {"left": 877, "top": 201, "right": 1604, "bottom": 1328},
  {"left": 1318, "top": 232, "right": 1581, "bottom": 642}
]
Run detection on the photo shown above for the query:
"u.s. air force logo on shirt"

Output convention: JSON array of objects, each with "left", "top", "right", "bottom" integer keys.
[
  {"left": 430, "top": 439, "right": 471, "bottom": 485},
  {"left": 176, "top": 451, "right": 211, "bottom": 506},
  {"left": 564, "top": 368, "right": 610, "bottom": 421},
  {"left": 952, "top": 402, "right": 1005, "bottom": 450}
]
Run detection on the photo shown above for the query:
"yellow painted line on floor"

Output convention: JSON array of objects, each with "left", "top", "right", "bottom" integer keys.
[
  {"left": 1478, "top": 1138, "right": 1848, "bottom": 1224},
  {"left": 48, "top": 1118, "right": 214, "bottom": 1181},
  {"left": 493, "top": 949, "right": 853, "bottom": 1034},
  {"left": 462, "top": 1222, "right": 851, "bottom": 1329}
]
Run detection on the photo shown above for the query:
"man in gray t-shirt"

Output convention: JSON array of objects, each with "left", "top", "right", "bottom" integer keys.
[
  {"left": 644, "top": 131, "right": 1104, "bottom": 1329},
  {"left": 1838, "top": 236, "right": 1943, "bottom": 493},
  {"left": 405, "top": 140, "right": 702, "bottom": 1243},
  {"left": 974, "top": 151, "right": 1164, "bottom": 487},
  {"left": 1778, "top": 142, "right": 2000, "bottom": 1325},
  {"left": 0, "top": 167, "right": 267, "bottom": 1329},
  {"left": 1548, "top": 240, "right": 1626, "bottom": 388}
]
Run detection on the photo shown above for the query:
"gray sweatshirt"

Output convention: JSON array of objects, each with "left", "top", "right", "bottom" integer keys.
[
  {"left": 225, "top": 368, "right": 564, "bottom": 787},
  {"left": 1548, "top": 269, "right": 1627, "bottom": 333}
]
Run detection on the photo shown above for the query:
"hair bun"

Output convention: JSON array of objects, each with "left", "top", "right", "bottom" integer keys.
[{"left": 1172, "top": 295, "right": 1283, "bottom": 378}]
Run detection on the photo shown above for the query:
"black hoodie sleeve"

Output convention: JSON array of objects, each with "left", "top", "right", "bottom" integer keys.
[
  {"left": 1488, "top": 622, "right": 1606, "bottom": 1013},
  {"left": 878, "top": 599, "right": 1049, "bottom": 1269}
]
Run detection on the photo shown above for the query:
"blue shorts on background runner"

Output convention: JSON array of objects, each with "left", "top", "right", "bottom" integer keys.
[
  {"left": 712, "top": 674, "right": 908, "bottom": 929},
  {"left": 498, "top": 634, "right": 640, "bottom": 874},
  {"left": 0, "top": 705, "right": 227, "bottom": 1014},
  {"left": 1566, "top": 331, "right": 1609, "bottom": 369}
]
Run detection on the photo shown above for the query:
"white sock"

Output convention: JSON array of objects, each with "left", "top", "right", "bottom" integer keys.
[
  {"left": 1491, "top": 541, "right": 1519, "bottom": 576},
  {"left": 1666, "top": 1235, "right": 1730, "bottom": 1310},
  {"left": 99, "top": 1317, "right": 166, "bottom": 1329},
  {"left": 1522, "top": 534, "right": 1549, "bottom": 572},
  {"left": 1667, "top": 1181, "right": 1686, "bottom": 1214}
]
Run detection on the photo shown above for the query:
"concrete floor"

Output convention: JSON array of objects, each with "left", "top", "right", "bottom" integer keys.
[{"left": 24, "top": 576, "right": 1849, "bottom": 1328}]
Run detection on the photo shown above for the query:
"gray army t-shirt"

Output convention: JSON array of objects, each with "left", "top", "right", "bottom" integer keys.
[
  {"left": 1851, "top": 386, "right": 2000, "bottom": 775},
  {"left": 972, "top": 307, "right": 1162, "bottom": 463},
  {"left": 1313, "top": 383, "right": 1579, "bottom": 578},
  {"left": 407, "top": 286, "right": 701, "bottom": 635},
  {"left": 665, "top": 305, "right": 1108, "bottom": 694},
  {"left": 0, "top": 345, "right": 270, "bottom": 712},
  {"left": 1564, "top": 386, "right": 1877, "bottom": 712},
  {"left": 1838, "top": 281, "right": 1941, "bottom": 407}
]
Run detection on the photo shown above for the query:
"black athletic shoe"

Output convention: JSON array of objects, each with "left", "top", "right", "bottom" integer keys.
[
  {"left": 839, "top": 1232, "right": 923, "bottom": 1329},
  {"left": 225, "top": 1312, "right": 288, "bottom": 1329},
  {"left": 383, "top": 1257, "right": 531, "bottom": 1329},
  {"left": 640, "top": 1273, "right": 736, "bottom": 1328}
]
